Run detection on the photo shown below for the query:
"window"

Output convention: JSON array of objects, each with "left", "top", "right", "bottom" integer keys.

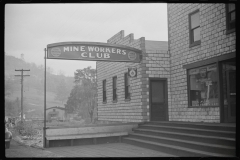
[
  {"left": 189, "top": 10, "right": 201, "bottom": 47},
  {"left": 124, "top": 73, "right": 131, "bottom": 100},
  {"left": 226, "top": 4, "right": 235, "bottom": 34},
  {"left": 188, "top": 63, "right": 218, "bottom": 107},
  {"left": 103, "top": 80, "right": 107, "bottom": 103},
  {"left": 113, "top": 76, "right": 117, "bottom": 101}
]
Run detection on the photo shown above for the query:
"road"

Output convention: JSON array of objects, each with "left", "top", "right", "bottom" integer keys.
[{"left": 5, "top": 140, "right": 63, "bottom": 158}]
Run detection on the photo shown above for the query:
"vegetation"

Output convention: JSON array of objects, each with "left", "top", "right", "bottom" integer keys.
[
  {"left": 5, "top": 55, "right": 73, "bottom": 118},
  {"left": 13, "top": 121, "right": 40, "bottom": 139},
  {"left": 65, "top": 66, "right": 97, "bottom": 123}
]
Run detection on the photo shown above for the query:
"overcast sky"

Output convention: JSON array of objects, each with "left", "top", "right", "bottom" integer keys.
[{"left": 5, "top": 3, "right": 168, "bottom": 77}]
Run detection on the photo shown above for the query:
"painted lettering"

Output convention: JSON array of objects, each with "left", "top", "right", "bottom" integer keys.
[
  {"left": 122, "top": 50, "right": 126, "bottom": 55},
  {"left": 80, "top": 46, "right": 85, "bottom": 51},
  {"left": 117, "top": 49, "right": 121, "bottom": 54},
  {"left": 73, "top": 46, "right": 79, "bottom": 51},
  {"left": 105, "top": 48, "right": 111, "bottom": 53},
  {"left": 94, "top": 47, "right": 100, "bottom": 52},
  {"left": 100, "top": 47, "right": 105, "bottom": 52},
  {"left": 104, "top": 53, "right": 110, "bottom": 58},
  {"left": 81, "top": 52, "right": 87, "bottom": 57},
  {"left": 64, "top": 47, "right": 69, "bottom": 52},
  {"left": 89, "top": 52, "right": 95, "bottom": 58},
  {"left": 88, "top": 46, "right": 95, "bottom": 52},
  {"left": 96, "top": 53, "right": 103, "bottom": 58},
  {"left": 112, "top": 48, "right": 116, "bottom": 53}
]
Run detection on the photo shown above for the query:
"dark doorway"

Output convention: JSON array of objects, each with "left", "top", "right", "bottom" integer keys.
[
  {"left": 221, "top": 59, "right": 236, "bottom": 123},
  {"left": 149, "top": 78, "right": 168, "bottom": 121}
]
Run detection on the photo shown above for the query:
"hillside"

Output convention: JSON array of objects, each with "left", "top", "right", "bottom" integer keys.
[{"left": 5, "top": 55, "right": 75, "bottom": 118}]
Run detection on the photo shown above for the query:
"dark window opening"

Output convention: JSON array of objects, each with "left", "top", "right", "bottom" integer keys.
[
  {"left": 103, "top": 80, "right": 107, "bottom": 103},
  {"left": 124, "top": 73, "right": 131, "bottom": 100},
  {"left": 113, "top": 76, "right": 117, "bottom": 101}
]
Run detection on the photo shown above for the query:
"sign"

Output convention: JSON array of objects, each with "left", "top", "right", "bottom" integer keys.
[
  {"left": 189, "top": 68, "right": 199, "bottom": 75},
  {"left": 199, "top": 68, "right": 207, "bottom": 78},
  {"left": 47, "top": 42, "right": 142, "bottom": 63},
  {"left": 207, "top": 64, "right": 217, "bottom": 71},
  {"left": 128, "top": 68, "right": 137, "bottom": 77}
]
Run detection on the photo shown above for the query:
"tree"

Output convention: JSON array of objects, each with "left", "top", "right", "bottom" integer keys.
[
  {"left": 65, "top": 66, "right": 97, "bottom": 122},
  {"left": 55, "top": 79, "right": 69, "bottom": 104}
]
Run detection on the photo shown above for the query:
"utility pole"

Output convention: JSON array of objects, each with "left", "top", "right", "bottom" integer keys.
[{"left": 15, "top": 69, "right": 30, "bottom": 122}]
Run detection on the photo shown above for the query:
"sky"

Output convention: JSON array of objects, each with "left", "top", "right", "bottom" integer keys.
[{"left": 5, "top": 3, "right": 168, "bottom": 77}]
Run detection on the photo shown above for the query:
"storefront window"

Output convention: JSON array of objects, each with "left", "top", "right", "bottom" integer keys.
[{"left": 188, "top": 63, "right": 218, "bottom": 107}]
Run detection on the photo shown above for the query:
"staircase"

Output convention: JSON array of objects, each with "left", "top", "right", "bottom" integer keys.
[{"left": 122, "top": 121, "right": 236, "bottom": 157}]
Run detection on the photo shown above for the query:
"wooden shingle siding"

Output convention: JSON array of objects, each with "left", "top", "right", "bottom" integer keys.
[
  {"left": 168, "top": 4, "right": 235, "bottom": 122},
  {"left": 97, "top": 30, "right": 169, "bottom": 123}
]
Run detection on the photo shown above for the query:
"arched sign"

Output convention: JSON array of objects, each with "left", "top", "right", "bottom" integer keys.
[{"left": 47, "top": 42, "right": 142, "bottom": 63}]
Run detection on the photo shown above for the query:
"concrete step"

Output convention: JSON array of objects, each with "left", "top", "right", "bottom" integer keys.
[
  {"left": 133, "top": 128, "right": 235, "bottom": 146},
  {"left": 128, "top": 133, "right": 235, "bottom": 156},
  {"left": 142, "top": 121, "right": 236, "bottom": 132},
  {"left": 137, "top": 125, "right": 235, "bottom": 138},
  {"left": 135, "top": 128, "right": 235, "bottom": 146},
  {"left": 122, "top": 137, "right": 234, "bottom": 157}
]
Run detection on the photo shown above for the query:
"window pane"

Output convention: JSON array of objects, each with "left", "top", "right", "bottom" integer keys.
[
  {"left": 189, "top": 64, "right": 218, "bottom": 106},
  {"left": 191, "top": 12, "right": 199, "bottom": 29},
  {"left": 228, "top": 4, "right": 235, "bottom": 12},
  {"left": 193, "top": 27, "right": 201, "bottom": 42},
  {"left": 230, "top": 12, "right": 235, "bottom": 21}
]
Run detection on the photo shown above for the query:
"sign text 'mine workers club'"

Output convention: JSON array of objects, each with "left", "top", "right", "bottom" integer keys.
[{"left": 47, "top": 42, "right": 142, "bottom": 63}]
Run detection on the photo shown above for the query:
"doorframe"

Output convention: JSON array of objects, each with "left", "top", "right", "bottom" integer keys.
[
  {"left": 219, "top": 58, "right": 236, "bottom": 123},
  {"left": 149, "top": 78, "right": 169, "bottom": 121}
]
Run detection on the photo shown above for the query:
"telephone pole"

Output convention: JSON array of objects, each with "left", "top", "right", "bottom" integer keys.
[{"left": 15, "top": 69, "right": 30, "bottom": 122}]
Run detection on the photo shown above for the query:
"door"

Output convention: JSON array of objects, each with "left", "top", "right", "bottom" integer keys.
[
  {"left": 150, "top": 79, "right": 168, "bottom": 121},
  {"left": 221, "top": 59, "right": 236, "bottom": 123},
  {"left": 226, "top": 70, "right": 236, "bottom": 122}
]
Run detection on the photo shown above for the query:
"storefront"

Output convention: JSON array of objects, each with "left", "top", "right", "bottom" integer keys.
[{"left": 183, "top": 53, "right": 236, "bottom": 123}]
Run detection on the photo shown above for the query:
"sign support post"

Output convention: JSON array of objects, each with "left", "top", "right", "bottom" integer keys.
[
  {"left": 43, "top": 48, "right": 47, "bottom": 148},
  {"left": 44, "top": 41, "right": 142, "bottom": 148}
]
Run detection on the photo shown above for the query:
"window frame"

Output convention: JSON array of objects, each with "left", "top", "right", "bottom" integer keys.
[
  {"left": 226, "top": 3, "right": 236, "bottom": 34},
  {"left": 102, "top": 79, "right": 107, "bottom": 103},
  {"left": 187, "top": 63, "right": 219, "bottom": 108},
  {"left": 189, "top": 9, "right": 201, "bottom": 47},
  {"left": 112, "top": 76, "right": 117, "bottom": 102},
  {"left": 124, "top": 72, "right": 131, "bottom": 100}
]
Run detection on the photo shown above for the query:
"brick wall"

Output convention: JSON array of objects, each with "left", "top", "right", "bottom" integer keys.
[{"left": 168, "top": 3, "right": 236, "bottom": 123}]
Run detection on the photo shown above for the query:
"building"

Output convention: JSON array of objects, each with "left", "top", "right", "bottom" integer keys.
[
  {"left": 46, "top": 106, "right": 66, "bottom": 121},
  {"left": 97, "top": 30, "right": 169, "bottom": 122},
  {"left": 96, "top": 3, "right": 235, "bottom": 124},
  {"left": 168, "top": 3, "right": 235, "bottom": 123}
]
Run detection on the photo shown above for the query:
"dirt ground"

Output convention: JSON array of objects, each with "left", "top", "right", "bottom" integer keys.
[{"left": 5, "top": 140, "right": 62, "bottom": 157}]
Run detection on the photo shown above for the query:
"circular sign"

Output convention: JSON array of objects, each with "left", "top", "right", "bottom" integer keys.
[
  {"left": 128, "top": 51, "right": 137, "bottom": 61},
  {"left": 51, "top": 47, "right": 61, "bottom": 57},
  {"left": 129, "top": 69, "right": 137, "bottom": 77}
]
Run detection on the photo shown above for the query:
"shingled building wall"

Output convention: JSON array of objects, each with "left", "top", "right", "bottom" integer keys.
[
  {"left": 168, "top": 3, "right": 236, "bottom": 122},
  {"left": 96, "top": 30, "right": 169, "bottom": 122}
]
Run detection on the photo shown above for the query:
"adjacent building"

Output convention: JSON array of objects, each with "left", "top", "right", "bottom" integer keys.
[{"left": 96, "top": 3, "right": 235, "bottom": 124}]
